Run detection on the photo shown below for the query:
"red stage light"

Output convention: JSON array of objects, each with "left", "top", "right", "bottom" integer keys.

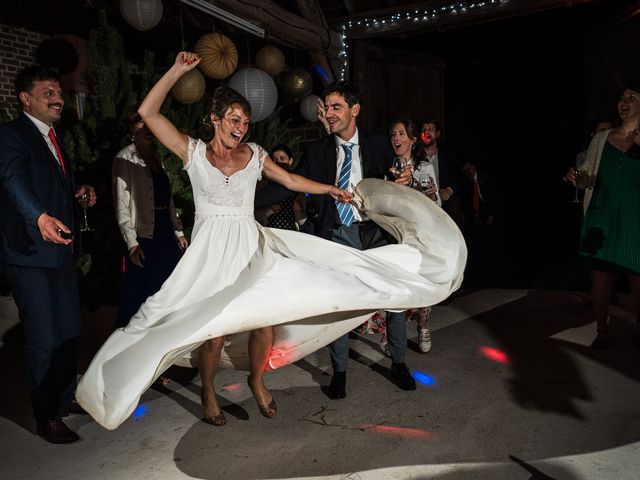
[
  {"left": 479, "top": 346, "right": 509, "bottom": 364},
  {"left": 360, "top": 424, "right": 435, "bottom": 440}
]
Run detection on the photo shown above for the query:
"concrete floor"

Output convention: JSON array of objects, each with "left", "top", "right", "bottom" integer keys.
[{"left": 1, "top": 288, "right": 639, "bottom": 480}]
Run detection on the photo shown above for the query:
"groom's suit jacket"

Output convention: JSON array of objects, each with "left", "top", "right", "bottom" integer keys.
[
  {"left": 0, "top": 112, "right": 79, "bottom": 268},
  {"left": 256, "top": 131, "right": 395, "bottom": 240}
]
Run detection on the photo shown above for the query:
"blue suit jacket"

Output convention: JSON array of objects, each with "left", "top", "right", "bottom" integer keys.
[
  {"left": 255, "top": 131, "right": 395, "bottom": 239},
  {"left": 0, "top": 113, "right": 78, "bottom": 268}
]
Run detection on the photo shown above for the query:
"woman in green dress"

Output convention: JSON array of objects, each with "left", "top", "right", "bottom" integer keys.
[{"left": 565, "top": 81, "right": 640, "bottom": 349}]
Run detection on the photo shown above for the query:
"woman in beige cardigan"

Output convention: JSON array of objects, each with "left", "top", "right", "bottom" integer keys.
[{"left": 112, "top": 109, "right": 188, "bottom": 329}]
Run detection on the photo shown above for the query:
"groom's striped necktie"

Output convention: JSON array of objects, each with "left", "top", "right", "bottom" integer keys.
[{"left": 336, "top": 143, "right": 355, "bottom": 227}]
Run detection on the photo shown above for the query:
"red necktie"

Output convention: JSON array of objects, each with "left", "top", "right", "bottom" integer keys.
[
  {"left": 472, "top": 178, "right": 480, "bottom": 213},
  {"left": 47, "top": 128, "right": 66, "bottom": 175}
]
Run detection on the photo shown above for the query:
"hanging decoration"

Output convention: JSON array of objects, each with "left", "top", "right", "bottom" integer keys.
[
  {"left": 170, "top": 69, "right": 205, "bottom": 104},
  {"left": 299, "top": 94, "right": 320, "bottom": 123},
  {"left": 255, "top": 45, "right": 285, "bottom": 77},
  {"left": 227, "top": 68, "right": 278, "bottom": 122},
  {"left": 194, "top": 33, "right": 238, "bottom": 80},
  {"left": 338, "top": 0, "right": 508, "bottom": 79},
  {"left": 119, "top": 0, "right": 163, "bottom": 31},
  {"left": 280, "top": 68, "right": 312, "bottom": 99}
]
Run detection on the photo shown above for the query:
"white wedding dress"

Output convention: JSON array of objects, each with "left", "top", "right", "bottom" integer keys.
[{"left": 76, "top": 140, "right": 467, "bottom": 430}]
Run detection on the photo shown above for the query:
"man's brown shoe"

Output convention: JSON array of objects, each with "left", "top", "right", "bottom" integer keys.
[{"left": 36, "top": 417, "right": 80, "bottom": 444}]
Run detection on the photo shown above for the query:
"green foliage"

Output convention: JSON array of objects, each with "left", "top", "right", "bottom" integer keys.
[
  {"left": 0, "top": 101, "right": 16, "bottom": 123},
  {"left": 247, "top": 106, "right": 301, "bottom": 155},
  {"left": 55, "top": 10, "right": 206, "bottom": 304}
]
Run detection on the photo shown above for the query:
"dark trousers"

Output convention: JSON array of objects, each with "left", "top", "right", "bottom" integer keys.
[
  {"left": 328, "top": 222, "right": 407, "bottom": 372},
  {"left": 114, "top": 213, "right": 181, "bottom": 329},
  {"left": 2, "top": 263, "right": 81, "bottom": 420}
]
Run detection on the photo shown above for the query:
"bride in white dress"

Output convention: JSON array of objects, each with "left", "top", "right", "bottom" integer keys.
[{"left": 76, "top": 52, "right": 467, "bottom": 431}]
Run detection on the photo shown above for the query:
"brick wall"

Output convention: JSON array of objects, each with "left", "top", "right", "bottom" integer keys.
[{"left": 0, "top": 24, "right": 48, "bottom": 118}]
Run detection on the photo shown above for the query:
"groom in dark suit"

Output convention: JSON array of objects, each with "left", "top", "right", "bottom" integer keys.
[
  {"left": 257, "top": 81, "right": 416, "bottom": 398},
  {"left": 0, "top": 66, "right": 96, "bottom": 443}
]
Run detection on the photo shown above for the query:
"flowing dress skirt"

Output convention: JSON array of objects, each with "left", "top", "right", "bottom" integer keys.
[{"left": 77, "top": 179, "right": 467, "bottom": 429}]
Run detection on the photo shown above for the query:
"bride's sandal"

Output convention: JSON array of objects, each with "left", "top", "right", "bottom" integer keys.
[
  {"left": 202, "top": 412, "right": 227, "bottom": 426},
  {"left": 257, "top": 397, "right": 277, "bottom": 419},
  {"left": 247, "top": 377, "right": 278, "bottom": 419},
  {"left": 201, "top": 389, "right": 226, "bottom": 426}
]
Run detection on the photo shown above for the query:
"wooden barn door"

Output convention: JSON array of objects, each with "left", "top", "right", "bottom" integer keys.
[{"left": 352, "top": 41, "right": 444, "bottom": 134}]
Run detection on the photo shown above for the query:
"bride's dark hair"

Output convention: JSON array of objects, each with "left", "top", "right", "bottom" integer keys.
[
  {"left": 200, "top": 86, "right": 252, "bottom": 141},
  {"left": 209, "top": 86, "right": 252, "bottom": 121}
]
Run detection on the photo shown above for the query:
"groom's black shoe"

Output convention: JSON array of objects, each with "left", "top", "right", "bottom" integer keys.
[
  {"left": 328, "top": 371, "right": 346, "bottom": 399},
  {"left": 390, "top": 363, "right": 416, "bottom": 390}
]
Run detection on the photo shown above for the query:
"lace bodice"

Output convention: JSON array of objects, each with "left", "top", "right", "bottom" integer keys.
[{"left": 186, "top": 139, "right": 266, "bottom": 215}]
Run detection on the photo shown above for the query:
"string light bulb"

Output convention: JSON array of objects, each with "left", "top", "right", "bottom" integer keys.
[{"left": 337, "top": 0, "right": 508, "bottom": 80}]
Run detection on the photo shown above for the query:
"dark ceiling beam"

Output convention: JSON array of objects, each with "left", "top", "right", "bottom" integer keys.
[
  {"left": 197, "top": 0, "right": 343, "bottom": 55},
  {"left": 333, "top": 0, "right": 601, "bottom": 39},
  {"left": 600, "top": 0, "right": 640, "bottom": 30},
  {"left": 296, "top": 0, "right": 341, "bottom": 83}
]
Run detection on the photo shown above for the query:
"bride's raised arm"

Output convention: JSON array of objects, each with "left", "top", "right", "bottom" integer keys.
[
  {"left": 262, "top": 155, "right": 352, "bottom": 203},
  {"left": 138, "top": 52, "right": 201, "bottom": 165}
]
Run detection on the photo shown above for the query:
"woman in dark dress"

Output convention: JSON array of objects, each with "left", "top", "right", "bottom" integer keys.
[
  {"left": 265, "top": 144, "right": 305, "bottom": 231},
  {"left": 565, "top": 81, "right": 640, "bottom": 349},
  {"left": 112, "top": 110, "right": 189, "bottom": 329}
]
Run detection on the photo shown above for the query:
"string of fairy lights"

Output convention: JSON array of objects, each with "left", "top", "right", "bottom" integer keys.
[{"left": 336, "top": 0, "right": 509, "bottom": 79}]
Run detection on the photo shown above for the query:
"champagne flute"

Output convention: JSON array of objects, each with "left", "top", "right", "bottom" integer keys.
[
  {"left": 570, "top": 169, "right": 587, "bottom": 203},
  {"left": 79, "top": 192, "right": 94, "bottom": 231}
]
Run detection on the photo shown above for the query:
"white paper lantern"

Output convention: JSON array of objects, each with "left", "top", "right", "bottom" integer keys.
[
  {"left": 120, "top": 0, "right": 163, "bottom": 31},
  {"left": 227, "top": 68, "right": 278, "bottom": 122},
  {"left": 300, "top": 94, "right": 319, "bottom": 122}
]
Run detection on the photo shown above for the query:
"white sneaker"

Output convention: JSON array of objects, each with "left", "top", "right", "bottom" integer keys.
[
  {"left": 380, "top": 339, "right": 391, "bottom": 358},
  {"left": 418, "top": 327, "right": 432, "bottom": 353}
]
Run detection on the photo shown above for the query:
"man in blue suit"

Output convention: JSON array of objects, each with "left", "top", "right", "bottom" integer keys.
[
  {"left": 257, "top": 81, "right": 416, "bottom": 398},
  {"left": 0, "top": 66, "right": 96, "bottom": 443}
]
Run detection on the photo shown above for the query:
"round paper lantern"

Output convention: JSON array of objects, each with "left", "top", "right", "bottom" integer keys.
[
  {"left": 119, "top": 0, "right": 163, "bottom": 31},
  {"left": 170, "top": 69, "right": 205, "bottom": 105},
  {"left": 281, "top": 67, "right": 312, "bottom": 99},
  {"left": 227, "top": 68, "right": 278, "bottom": 122},
  {"left": 299, "top": 94, "right": 320, "bottom": 122},
  {"left": 255, "top": 45, "right": 285, "bottom": 77},
  {"left": 194, "top": 33, "right": 238, "bottom": 80}
]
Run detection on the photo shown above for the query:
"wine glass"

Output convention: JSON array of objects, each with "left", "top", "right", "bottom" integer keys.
[
  {"left": 570, "top": 169, "right": 587, "bottom": 203},
  {"left": 79, "top": 193, "right": 94, "bottom": 231},
  {"left": 390, "top": 157, "right": 407, "bottom": 178}
]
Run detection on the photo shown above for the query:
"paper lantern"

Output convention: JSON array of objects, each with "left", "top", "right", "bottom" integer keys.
[
  {"left": 194, "top": 33, "right": 238, "bottom": 80},
  {"left": 255, "top": 46, "right": 285, "bottom": 77},
  {"left": 281, "top": 67, "right": 312, "bottom": 99},
  {"left": 227, "top": 68, "right": 278, "bottom": 122},
  {"left": 299, "top": 94, "right": 319, "bottom": 123},
  {"left": 170, "top": 69, "right": 205, "bottom": 105},
  {"left": 119, "top": 0, "right": 163, "bottom": 31}
]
